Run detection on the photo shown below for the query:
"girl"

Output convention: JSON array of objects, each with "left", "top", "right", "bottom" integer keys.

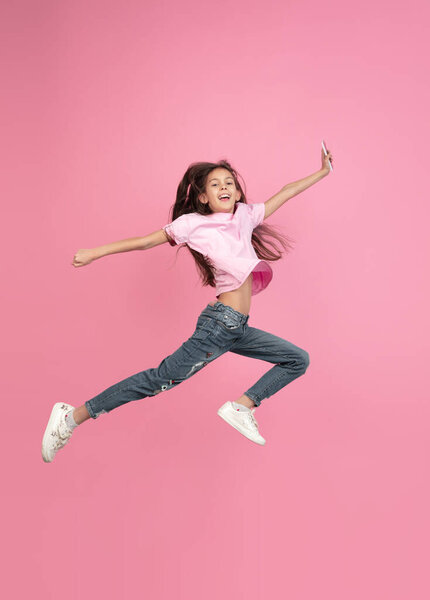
[{"left": 42, "top": 146, "right": 334, "bottom": 462}]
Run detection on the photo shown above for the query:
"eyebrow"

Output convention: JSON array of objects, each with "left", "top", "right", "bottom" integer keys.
[{"left": 209, "top": 176, "right": 234, "bottom": 182}]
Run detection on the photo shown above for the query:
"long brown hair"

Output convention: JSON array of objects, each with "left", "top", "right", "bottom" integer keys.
[{"left": 165, "top": 159, "right": 295, "bottom": 289}]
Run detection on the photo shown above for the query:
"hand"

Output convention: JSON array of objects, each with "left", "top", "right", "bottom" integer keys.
[
  {"left": 72, "top": 248, "right": 97, "bottom": 268},
  {"left": 321, "top": 146, "right": 334, "bottom": 173}
]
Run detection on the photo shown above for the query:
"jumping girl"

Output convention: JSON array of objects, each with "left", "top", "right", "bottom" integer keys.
[{"left": 42, "top": 145, "right": 334, "bottom": 462}]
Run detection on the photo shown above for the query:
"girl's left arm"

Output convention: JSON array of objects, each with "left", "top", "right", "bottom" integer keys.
[{"left": 263, "top": 147, "right": 333, "bottom": 219}]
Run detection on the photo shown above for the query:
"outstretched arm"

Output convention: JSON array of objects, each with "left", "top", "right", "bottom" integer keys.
[
  {"left": 72, "top": 229, "right": 169, "bottom": 267},
  {"left": 263, "top": 146, "right": 334, "bottom": 219}
]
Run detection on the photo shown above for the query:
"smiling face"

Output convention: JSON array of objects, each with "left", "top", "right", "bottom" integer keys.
[{"left": 199, "top": 168, "right": 241, "bottom": 213}]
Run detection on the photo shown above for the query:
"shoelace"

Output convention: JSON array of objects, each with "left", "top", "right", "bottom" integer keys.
[
  {"left": 246, "top": 409, "right": 259, "bottom": 431},
  {"left": 53, "top": 418, "right": 73, "bottom": 450}
]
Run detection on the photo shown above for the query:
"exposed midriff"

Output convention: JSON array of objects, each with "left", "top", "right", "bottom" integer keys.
[{"left": 209, "top": 272, "right": 253, "bottom": 316}]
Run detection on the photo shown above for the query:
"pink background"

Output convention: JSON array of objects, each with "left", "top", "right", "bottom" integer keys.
[{"left": 2, "top": 0, "right": 429, "bottom": 598}]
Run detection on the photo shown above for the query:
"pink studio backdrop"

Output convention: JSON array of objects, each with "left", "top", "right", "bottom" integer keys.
[{"left": 2, "top": 0, "right": 429, "bottom": 599}]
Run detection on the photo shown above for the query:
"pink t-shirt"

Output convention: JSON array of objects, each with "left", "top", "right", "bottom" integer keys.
[{"left": 162, "top": 201, "right": 273, "bottom": 297}]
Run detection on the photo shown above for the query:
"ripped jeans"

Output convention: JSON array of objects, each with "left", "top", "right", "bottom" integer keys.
[{"left": 85, "top": 301, "right": 310, "bottom": 418}]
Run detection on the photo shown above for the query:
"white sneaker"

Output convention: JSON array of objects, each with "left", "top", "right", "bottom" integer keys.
[
  {"left": 217, "top": 401, "right": 266, "bottom": 445},
  {"left": 42, "top": 402, "right": 75, "bottom": 463}
]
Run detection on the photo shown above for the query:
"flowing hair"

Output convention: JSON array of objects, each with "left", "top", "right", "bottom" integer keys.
[{"left": 165, "top": 159, "right": 295, "bottom": 290}]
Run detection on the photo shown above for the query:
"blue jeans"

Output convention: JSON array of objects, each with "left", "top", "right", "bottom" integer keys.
[{"left": 85, "top": 301, "right": 310, "bottom": 418}]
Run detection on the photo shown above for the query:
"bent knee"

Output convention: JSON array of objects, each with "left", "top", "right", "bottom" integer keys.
[
  {"left": 294, "top": 349, "right": 310, "bottom": 372},
  {"left": 301, "top": 350, "right": 310, "bottom": 370},
  {"left": 280, "top": 348, "right": 309, "bottom": 372}
]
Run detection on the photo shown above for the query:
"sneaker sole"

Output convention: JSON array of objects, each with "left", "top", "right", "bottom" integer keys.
[
  {"left": 217, "top": 407, "right": 266, "bottom": 445},
  {"left": 41, "top": 403, "right": 70, "bottom": 463}
]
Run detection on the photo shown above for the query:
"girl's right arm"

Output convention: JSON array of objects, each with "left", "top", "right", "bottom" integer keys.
[{"left": 72, "top": 229, "right": 170, "bottom": 267}]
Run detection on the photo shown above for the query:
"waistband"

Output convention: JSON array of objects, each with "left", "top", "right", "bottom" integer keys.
[{"left": 203, "top": 301, "right": 249, "bottom": 325}]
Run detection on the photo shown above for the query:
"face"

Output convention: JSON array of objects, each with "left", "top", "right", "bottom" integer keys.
[{"left": 199, "top": 168, "right": 241, "bottom": 213}]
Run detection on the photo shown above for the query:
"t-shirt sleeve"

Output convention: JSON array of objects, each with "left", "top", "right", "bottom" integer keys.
[
  {"left": 162, "top": 214, "right": 191, "bottom": 246},
  {"left": 245, "top": 203, "right": 266, "bottom": 228}
]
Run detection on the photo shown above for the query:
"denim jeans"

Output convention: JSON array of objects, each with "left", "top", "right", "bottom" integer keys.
[{"left": 85, "top": 301, "right": 310, "bottom": 418}]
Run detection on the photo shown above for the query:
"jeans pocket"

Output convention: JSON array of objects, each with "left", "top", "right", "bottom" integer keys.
[{"left": 191, "top": 316, "right": 215, "bottom": 340}]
